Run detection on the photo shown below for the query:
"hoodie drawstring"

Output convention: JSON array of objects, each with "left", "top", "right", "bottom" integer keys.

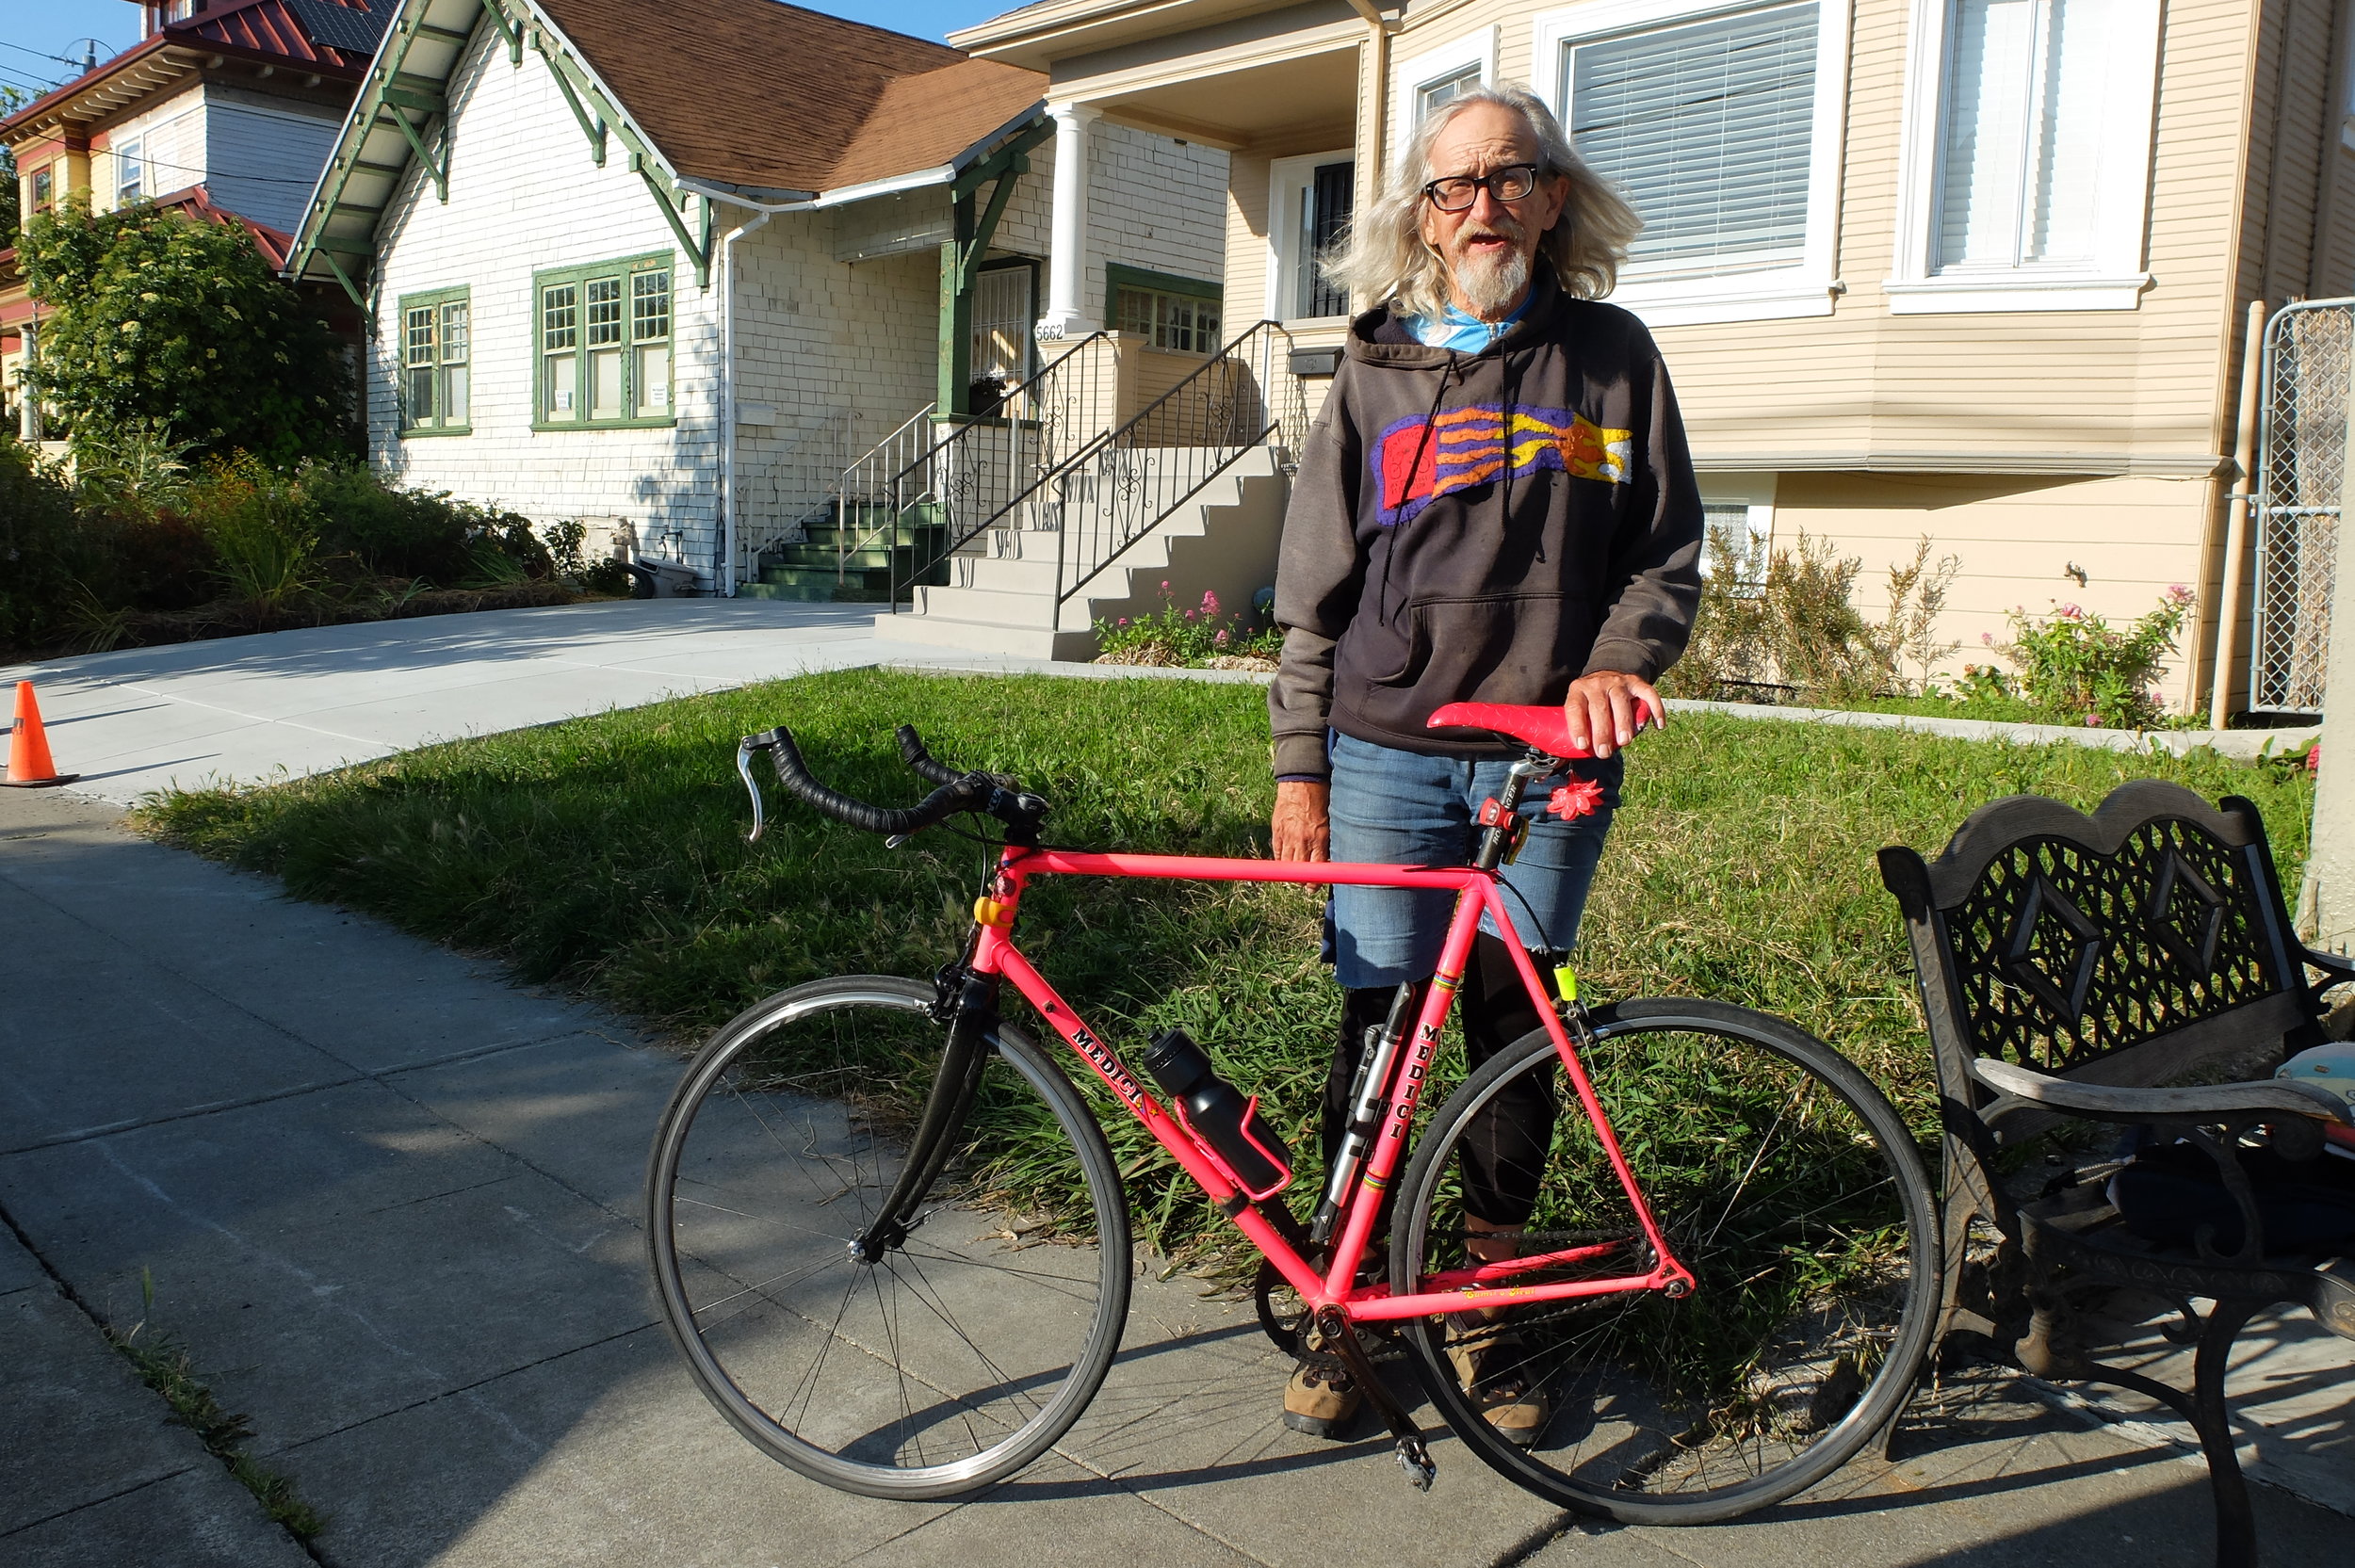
[{"left": 1374, "top": 357, "right": 1458, "bottom": 629}]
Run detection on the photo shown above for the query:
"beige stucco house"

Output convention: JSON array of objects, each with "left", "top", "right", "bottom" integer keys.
[{"left": 950, "top": 0, "right": 2355, "bottom": 716}]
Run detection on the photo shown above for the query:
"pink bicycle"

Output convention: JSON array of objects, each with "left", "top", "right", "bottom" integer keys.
[{"left": 646, "top": 705, "right": 1936, "bottom": 1522}]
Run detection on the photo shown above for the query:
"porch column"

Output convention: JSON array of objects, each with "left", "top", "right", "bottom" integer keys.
[
  {"left": 15, "top": 319, "right": 39, "bottom": 445},
  {"left": 1036, "top": 102, "right": 1099, "bottom": 341}
]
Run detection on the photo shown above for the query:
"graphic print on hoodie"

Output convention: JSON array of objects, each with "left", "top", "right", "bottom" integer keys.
[{"left": 1372, "top": 405, "right": 1634, "bottom": 525}]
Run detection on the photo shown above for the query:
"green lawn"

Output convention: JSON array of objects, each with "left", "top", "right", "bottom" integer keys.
[{"left": 139, "top": 667, "right": 2316, "bottom": 1254}]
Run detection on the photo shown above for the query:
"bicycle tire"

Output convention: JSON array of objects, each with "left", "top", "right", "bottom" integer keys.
[
  {"left": 1391, "top": 997, "right": 1937, "bottom": 1525},
  {"left": 646, "top": 976, "right": 1132, "bottom": 1500}
]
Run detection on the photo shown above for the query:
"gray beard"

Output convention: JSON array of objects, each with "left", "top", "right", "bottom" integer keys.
[{"left": 1454, "top": 247, "right": 1532, "bottom": 319}]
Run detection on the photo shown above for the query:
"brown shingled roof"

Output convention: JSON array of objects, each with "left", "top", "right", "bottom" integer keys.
[{"left": 537, "top": 0, "right": 1045, "bottom": 195}]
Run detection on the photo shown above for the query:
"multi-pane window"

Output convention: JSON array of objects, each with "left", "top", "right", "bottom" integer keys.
[
  {"left": 535, "top": 254, "right": 672, "bottom": 428},
  {"left": 30, "top": 165, "right": 53, "bottom": 212},
  {"left": 1563, "top": 3, "right": 1819, "bottom": 269},
  {"left": 399, "top": 289, "right": 469, "bottom": 432},
  {"left": 115, "top": 138, "right": 145, "bottom": 205},
  {"left": 541, "top": 283, "right": 578, "bottom": 420},
  {"left": 1417, "top": 63, "right": 1483, "bottom": 121},
  {"left": 1935, "top": 0, "right": 2105, "bottom": 269},
  {"left": 631, "top": 269, "right": 672, "bottom": 418},
  {"left": 1113, "top": 274, "right": 1222, "bottom": 353}
]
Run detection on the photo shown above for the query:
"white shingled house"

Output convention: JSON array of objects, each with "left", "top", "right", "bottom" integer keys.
[{"left": 285, "top": 0, "right": 1247, "bottom": 625}]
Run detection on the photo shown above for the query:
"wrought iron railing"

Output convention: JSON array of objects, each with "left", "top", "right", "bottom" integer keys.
[
  {"left": 1051, "top": 321, "right": 1306, "bottom": 614},
  {"left": 834, "top": 403, "right": 936, "bottom": 586},
  {"left": 876, "top": 331, "right": 1116, "bottom": 606}
]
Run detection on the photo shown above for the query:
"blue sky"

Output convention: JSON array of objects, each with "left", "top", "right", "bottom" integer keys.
[{"left": 0, "top": 0, "right": 1011, "bottom": 100}]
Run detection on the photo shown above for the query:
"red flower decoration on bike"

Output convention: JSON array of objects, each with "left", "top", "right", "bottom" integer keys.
[{"left": 1547, "top": 779, "right": 1604, "bottom": 820}]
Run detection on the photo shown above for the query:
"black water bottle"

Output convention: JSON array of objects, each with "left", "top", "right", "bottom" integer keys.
[{"left": 1140, "top": 1027, "right": 1293, "bottom": 1199}]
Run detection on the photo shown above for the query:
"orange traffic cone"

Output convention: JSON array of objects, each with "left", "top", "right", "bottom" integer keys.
[{"left": 4, "top": 681, "right": 78, "bottom": 788}]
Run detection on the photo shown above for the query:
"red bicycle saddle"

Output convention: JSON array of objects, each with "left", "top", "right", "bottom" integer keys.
[{"left": 1426, "top": 702, "right": 1593, "bottom": 757}]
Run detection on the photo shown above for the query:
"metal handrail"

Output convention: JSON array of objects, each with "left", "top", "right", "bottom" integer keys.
[
  {"left": 1050, "top": 320, "right": 1304, "bottom": 617},
  {"left": 886, "top": 330, "right": 1116, "bottom": 606},
  {"left": 835, "top": 403, "right": 937, "bottom": 586}
]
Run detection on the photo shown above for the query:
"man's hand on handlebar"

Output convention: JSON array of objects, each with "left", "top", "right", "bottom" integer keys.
[
  {"left": 1565, "top": 671, "right": 1665, "bottom": 760},
  {"left": 1271, "top": 779, "right": 1329, "bottom": 863}
]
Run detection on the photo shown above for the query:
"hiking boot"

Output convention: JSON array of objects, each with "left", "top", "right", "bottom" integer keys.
[
  {"left": 1446, "top": 1317, "right": 1551, "bottom": 1447},
  {"left": 1282, "top": 1359, "right": 1360, "bottom": 1439}
]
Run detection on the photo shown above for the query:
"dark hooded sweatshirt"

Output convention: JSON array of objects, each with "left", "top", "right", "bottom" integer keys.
[{"left": 1267, "top": 276, "right": 1704, "bottom": 780}]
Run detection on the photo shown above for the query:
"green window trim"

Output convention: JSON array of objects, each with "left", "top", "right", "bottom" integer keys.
[
  {"left": 1106, "top": 264, "right": 1225, "bottom": 355},
  {"left": 398, "top": 285, "right": 472, "bottom": 436},
  {"left": 531, "top": 251, "right": 676, "bottom": 431}
]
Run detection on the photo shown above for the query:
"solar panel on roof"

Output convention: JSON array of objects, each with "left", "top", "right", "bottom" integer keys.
[{"left": 283, "top": 0, "right": 391, "bottom": 57}]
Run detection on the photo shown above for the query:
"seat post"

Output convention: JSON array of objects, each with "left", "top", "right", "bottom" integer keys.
[{"left": 1470, "top": 752, "right": 1551, "bottom": 873}]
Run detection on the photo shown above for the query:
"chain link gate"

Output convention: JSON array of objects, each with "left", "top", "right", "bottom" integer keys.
[{"left": 2251, "top": 299, "right": 2355, "bottom": 712}]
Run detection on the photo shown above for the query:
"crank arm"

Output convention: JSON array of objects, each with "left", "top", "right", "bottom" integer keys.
[{"left": 1313, "top": 1305, "right": 1436, "bottom": 1491}]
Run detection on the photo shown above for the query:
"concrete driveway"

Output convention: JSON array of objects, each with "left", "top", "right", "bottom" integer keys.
[{"left": 1, "top": 599, "right": 1010, "bottom": 804}]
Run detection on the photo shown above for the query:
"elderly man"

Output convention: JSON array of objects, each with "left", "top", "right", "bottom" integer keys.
[{"left": 1268, "top": 84, "right": 1702, "bottom": 1443}]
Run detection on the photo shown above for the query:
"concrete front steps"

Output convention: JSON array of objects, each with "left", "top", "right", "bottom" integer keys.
[
  {"left": 888, "top": 447, "right": 1290, "bottom": 660},
  {"left": 736, "top": 510, "right": 949, "bottom": 604}
]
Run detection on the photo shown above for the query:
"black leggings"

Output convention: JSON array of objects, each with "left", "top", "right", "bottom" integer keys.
[{"left": 1321, "top": 930, "right": 1560, "bottom": 1229}]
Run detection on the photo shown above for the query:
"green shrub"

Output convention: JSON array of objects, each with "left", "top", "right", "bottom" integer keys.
[
  {"left": 0, "top": 436, "right": 91, "bottom": 651},
  {"left": 1996, "top": 587, "right": 2194, "bottom": 729},
  {"left": 17, "top": 197, "right": 355, "bottom": 465},
  {"left": 462, "top": 509, "right": 554, "bottom": 581},
  {"left": 187, "top": 456, "right": 322, "bottom": 611},
  {"left": 72, "top": 417, "right": 195, "bottom": 518},
  {"left": 305, "top": 464, "right": 472, "bottom": 582},
  {"left": 1666, "top": 531, "right": 1886, "bottom": 703}
]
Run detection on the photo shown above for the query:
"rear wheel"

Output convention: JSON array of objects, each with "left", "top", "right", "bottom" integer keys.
[
  {"left": 1392, "top": 997, "right": 1936, "bottom": 1524},
  {"left": 647, "top": 976, "right": 1131, "bottom": 1499}
]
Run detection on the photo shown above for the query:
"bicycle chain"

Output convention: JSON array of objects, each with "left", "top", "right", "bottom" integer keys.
[{"left": 1276, "top": 1230, "right": 1651, "bottom": 1372}]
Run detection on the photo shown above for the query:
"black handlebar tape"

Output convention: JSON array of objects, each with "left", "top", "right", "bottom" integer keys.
[
  {"left": 895, "top": 725, "right": 965, "bottom": 787},
  {"left": 762, "top": 725, "right": 988, "bottom": 836}
]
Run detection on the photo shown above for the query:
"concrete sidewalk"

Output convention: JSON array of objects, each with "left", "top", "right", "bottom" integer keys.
[
  {"left": 1, "top": 602, "right": 2347, "bottom": 1564},
  {"left": 0, "top": 780, "right": 2347, "bottom": 1565}
]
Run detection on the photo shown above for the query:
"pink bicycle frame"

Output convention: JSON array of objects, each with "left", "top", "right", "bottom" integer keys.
[{"left": 966, "top": 847, "right": 1697, "bottom": 1321}]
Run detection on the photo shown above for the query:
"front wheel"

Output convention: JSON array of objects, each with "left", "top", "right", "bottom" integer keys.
[
  {"left": 1392, "top": 997, "right": 1936, "bottom": 1525},
  {"left": 646, "top": 976, "right": 1132, "bottom": 1499}
]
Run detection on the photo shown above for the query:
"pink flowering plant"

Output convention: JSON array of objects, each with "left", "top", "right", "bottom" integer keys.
[
  {"left": 1994, "top": 586, "right": 2194, "bottom": 729},
  {"left": 1095, "top": 582, "right": 1283, "bottom": 668}
]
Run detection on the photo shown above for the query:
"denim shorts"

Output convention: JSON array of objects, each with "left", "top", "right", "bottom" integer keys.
[{"left": 1324, "top": 731, "right": 1620, "bottom": 989}]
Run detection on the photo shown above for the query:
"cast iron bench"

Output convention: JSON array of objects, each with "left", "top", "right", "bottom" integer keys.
[{"left": 1877, "top": 780, "right": 2355, "bottom": 1567}]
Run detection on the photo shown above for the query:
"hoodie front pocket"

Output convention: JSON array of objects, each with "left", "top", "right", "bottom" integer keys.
[{"left": 1365, "top": 604, "right": 1429, "bottom": 687}]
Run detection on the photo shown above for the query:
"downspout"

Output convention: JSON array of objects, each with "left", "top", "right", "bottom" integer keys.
[
  {"left": 2213, "top": 299, "right": 2270, "bottom": 728},
  {"left": 718, "top": 210, "right": 772, "bottom": 597}
]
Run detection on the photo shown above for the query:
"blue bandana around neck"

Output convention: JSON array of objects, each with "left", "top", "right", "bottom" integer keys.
[{"left": 1405, "top": 292, "right": 1533, "bottom": 353}]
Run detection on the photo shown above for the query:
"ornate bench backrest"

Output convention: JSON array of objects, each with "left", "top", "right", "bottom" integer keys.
[{"left": 1877, "top": 780, "right": 2315, "bottom": 1145}]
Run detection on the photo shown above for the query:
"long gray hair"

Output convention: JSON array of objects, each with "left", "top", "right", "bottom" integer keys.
[{"left": 1324, "top": 83, "right": 1640, "bottom": 321}]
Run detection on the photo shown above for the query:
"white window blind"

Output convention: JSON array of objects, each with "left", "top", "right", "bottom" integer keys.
[
  {"left": 1935, "top": 0, "right": 2109, "bottom": 269},
  {"left": 1566, "top": 3, "right": 1818, "bottom": 268}
]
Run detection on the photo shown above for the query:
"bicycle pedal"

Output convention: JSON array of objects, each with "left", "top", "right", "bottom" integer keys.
[{"left": 1394, "top": 1436, "right": 1437, "bottom": 1491}]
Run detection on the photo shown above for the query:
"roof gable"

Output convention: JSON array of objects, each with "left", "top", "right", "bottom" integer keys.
[
  {"left": 535, "top": 0, "right": 1044, "bottom": 194},
  {"left": 0, "top": 0, "right": 378, "bottom": 143},
  {"left": 287, "top": 0, "right": 1046, "bottom": 299}
]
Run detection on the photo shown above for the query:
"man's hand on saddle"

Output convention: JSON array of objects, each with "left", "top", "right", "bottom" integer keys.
[{"left": 1566, "top": 671, "right": 1664, "bottom": 760}]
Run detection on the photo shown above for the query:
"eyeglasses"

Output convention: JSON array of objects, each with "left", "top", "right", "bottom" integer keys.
[{"left": 1421, "top": 163, "right": 1543, "bottom": 212}]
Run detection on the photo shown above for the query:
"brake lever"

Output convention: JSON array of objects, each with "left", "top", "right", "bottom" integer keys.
[{"left": 737, "top": 738, "right": 768, "bottom": 844}]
